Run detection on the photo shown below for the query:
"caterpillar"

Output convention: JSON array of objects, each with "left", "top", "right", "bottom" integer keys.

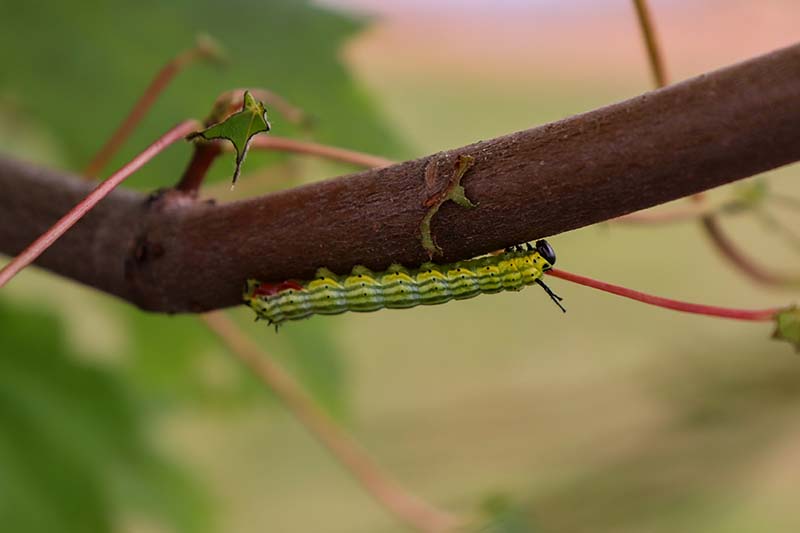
[{"left": 243, "top": 239, "right": 564, "bottom": 327}]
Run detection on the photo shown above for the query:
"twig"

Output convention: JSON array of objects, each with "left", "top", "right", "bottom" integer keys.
[
  {"left": 615, "top": 202, "right": 716, "bottom": 224},
  {"left": 632, "top": 0, "right": 669, "bottom": 87},
  {"left": 83, "top": 39, "right": 220, "bottom": 178},
  {"left": 0, "top": 120, "right": 199, "bottom": 288},
  {"left": 547, "top": 268, "right": 782, "bottom": 321},
  {"left": 699, "top": 216, "right": 800, "bottom": 288},
  {"left": 175, "top": 142, "right": 223, "bottom": 194},
  {"left": 249, "top": 136, "right": 394, "bottom": 168},
  {"left": 200, "top": 312, "right": 461, "bottom": 533}
]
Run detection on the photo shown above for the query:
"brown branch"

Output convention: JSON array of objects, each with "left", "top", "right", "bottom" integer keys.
[
  {"left": 201, "top": 312, "right": 461, "bottom": 532},
  {"left": 2, "top": 44, "right": 800, "bottom": 312},
  {"left": 0, "top": 120, "right": 200, "bottom": 288}
]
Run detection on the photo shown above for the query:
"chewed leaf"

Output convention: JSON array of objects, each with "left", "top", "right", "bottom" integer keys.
[
  {"left": 420, "top": 154, "right": 477, "bottom": 258},
  {"left": 773, "top": 306, "right": 800, "bottom": 352},
  {"left": 188, "top": 90, "right": 270, "bottom": 185}
]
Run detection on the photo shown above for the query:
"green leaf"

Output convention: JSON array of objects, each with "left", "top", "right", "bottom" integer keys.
[
  {"left": 772, "top": 306, "right": 800, "bottom": 352},
  {"left": 189, "top": 90, "right": 270, "bottom": 184},
  {"left": 0, "top": 300, "right": 211, "bottom": 533}
]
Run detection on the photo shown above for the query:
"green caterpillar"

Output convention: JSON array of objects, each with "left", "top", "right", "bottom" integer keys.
[{"left": 244, "top": 240, "right": 564, "bottom": 327}]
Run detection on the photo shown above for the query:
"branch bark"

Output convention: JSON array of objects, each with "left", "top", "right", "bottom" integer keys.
[{"left": 2, "top": 43, "right": 799, "bottom": 313}]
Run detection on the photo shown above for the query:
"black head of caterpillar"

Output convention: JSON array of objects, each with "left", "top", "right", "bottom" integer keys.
[{"left": 244, "top": 239, "right": 565, "bottom": 326}]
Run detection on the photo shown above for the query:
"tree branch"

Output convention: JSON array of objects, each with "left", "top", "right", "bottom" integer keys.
[{"left": 2, "top": 43, "right": 799, "bottom": 313}]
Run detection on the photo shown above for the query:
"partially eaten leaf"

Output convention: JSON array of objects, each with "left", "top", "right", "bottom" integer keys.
[
  {"left": 773, "top": 306, "right": 800, "bottom": 352},
  {"left": 420, "top": 154, "right": 478, "bottom": 258},
  {"left": 188, "top": 90, "right": 270, "bottom": 185}
]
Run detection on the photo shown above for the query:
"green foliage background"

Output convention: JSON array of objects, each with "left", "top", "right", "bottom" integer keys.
[{"left": 1, "top": 1, "right": 800, "bottom": 533}]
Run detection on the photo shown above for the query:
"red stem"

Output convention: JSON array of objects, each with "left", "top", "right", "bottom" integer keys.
[
  {"left": 249, "top": 136, "right": 394, "bottom": 168},
  {"left": 0, "top": 120, "right": 200, "bottom": 288},
  {"left": 547, "top": 268, "right": 780, "bottom": 321},
  {"left": 175, "top": 142, "right": 222, "bottom": 194}
]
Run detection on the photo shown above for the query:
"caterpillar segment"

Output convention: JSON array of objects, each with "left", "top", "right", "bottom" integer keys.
[{"left": 244, "top": 239, "right": 564, "bottom": 327}]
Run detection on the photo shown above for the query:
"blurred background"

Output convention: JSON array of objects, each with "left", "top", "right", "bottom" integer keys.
[{"left": 1, "top": 0, "right": 799, "bottom": 531}]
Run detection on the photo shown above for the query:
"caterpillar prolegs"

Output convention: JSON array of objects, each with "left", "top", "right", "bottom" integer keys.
[{"left": 244, "top": 239, "right": 565, "bottom": 327}]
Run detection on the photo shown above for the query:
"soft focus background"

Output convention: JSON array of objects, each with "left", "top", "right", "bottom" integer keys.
[{"left": 1, "top": 0, "right": 799, "bottom": 532}]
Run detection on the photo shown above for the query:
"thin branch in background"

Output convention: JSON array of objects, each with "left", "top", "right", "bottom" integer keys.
[
  {"left": 769, "top": 192, "right": 800, "bottom": 211},
  {"left": 547, "top": 268, "right": 784, "bottom": 321},
  {"left": 249, "top": 136, "right": 395, "bottom": 168},
  {"left": 615, "top": 202, "right": 716, "bottom": 224},
  {"left": 83, "top": 37, "right": 223, "bottom": 178},
  {"left": 699, "top": 216, "right": 800, "bottom": 288},
  {"left": 200, "top": 312, "right": 461, "bottom": 533},
  {"left": 753, "top": 209, "right": 800, "bottom": 254},
  {"left": 0, "top": 120, "right": 200, "bottom": 289},
  {"left": 632, "top": 0, "right": 668, "bottom": 87}
]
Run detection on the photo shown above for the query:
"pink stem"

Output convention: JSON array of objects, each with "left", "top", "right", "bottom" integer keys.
[
  {"left": 547, "top": 268, "right": 780, "bottom": 321},
  {"left": 0, "top": 120, "right": 200, "bottom": 288},
  {"left": 249, "top": 136, "right": 394, "bottom": 168}
]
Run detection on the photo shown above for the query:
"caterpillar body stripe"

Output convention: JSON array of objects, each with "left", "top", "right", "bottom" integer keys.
[{"left": 244, "top": 239, "right": 564, "bottom": 327}]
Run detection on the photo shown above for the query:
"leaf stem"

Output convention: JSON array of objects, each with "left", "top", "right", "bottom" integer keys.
[
  {"left": 547, "top": 268, "right": 782, "bottom": 321},
  {"left": 0, "top": 120, "right": 200, "bottom": 289},
  {"left": 200, "top": 312, "right": 461, "bottom": 533},
  {"left": 249, "top": 136, "right": 394, "bottom": 168},
  {"left": 175, "top": 142, "right": 223, "bottom": 194}
]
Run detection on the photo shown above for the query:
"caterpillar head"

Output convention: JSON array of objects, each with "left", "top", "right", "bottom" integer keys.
[{"left": 535, "top": 239, "right": 556, "bottom": 269}]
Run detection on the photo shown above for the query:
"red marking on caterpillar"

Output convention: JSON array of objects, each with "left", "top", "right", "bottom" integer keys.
[{"left": 253, "top": 280, "right": 304, "bottom": 297}]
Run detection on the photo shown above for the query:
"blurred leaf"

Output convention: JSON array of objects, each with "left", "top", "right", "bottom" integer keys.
[
  {"left": 772, "top": 306, "right": 800, "bottom": 353},
  {"left": 0, "top": 0, "right": 405, "bottom": 188},
  {"left": 476, "top": 494, "right": 539, "bottom": 533},
  {"left": 0, "top": 300, "right": 211, "bottom": 533},
  {"left": 188, "top": 90, "right": 270, "bottom": 184}
]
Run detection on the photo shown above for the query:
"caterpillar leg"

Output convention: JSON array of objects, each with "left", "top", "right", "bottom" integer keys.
[{"left": 535, "top": 278, "right": 566, "bottom": 313}]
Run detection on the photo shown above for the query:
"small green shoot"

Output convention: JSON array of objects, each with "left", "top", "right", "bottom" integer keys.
[{"left": 188, "top": 90, "right": 270, "bottom": 185}]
